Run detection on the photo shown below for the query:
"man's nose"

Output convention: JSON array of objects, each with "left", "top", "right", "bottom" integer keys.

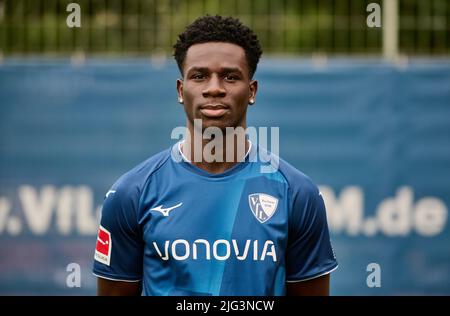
[{"left": 202, "top": 75, "right": 226, "bottom": 98}]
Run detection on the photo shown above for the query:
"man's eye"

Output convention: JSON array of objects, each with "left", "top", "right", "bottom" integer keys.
[
  {"left": 192, "top": 74, "right": 205, "bottom": 80},
  {"left": 225, "top": 75, "right": 239, "bottom": 81}
]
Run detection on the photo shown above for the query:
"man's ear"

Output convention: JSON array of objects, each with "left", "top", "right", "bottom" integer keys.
[
  {"left": 249, "top": 80, "right": 258, "bottom": 105},
  {"left": 176, "top": 79, "right": 184, "bottom": 104}
]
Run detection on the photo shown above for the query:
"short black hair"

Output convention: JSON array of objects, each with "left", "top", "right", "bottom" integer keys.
[{"left": 173, "top": 15, "right": 262, "bottom": 78}]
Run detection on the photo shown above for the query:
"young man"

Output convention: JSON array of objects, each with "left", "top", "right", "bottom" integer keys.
[{"left": 93, "top": 15, "right": 337, "bottom": 296}]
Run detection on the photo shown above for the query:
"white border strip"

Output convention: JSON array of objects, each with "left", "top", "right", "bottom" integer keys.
[
  {"left": 178, "top": 140, "right": 190, "bottom": 162},
  {"left": 286, "top": 265, "right": 338, "bottom": 283},
  {"left": 93, "top": 272, "right": 141, "bottom": 283},
  {"left": 178, "top": 139, "right": 253, "bottom": 163}
]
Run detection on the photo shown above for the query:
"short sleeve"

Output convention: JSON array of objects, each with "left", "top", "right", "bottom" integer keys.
[
  {"left": 286, "top": 185, "right": 338, "bottom": 282},
  {"left": 93, "top": 182, "right": 144, "bottom": 281}
]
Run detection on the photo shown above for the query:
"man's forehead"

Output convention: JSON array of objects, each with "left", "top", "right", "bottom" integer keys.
[{"left": 184, "top": 42, "right": 247, "bottom": 70}]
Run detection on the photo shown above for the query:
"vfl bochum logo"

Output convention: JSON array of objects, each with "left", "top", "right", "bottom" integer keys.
[{"left": 248, "top": 193, "right": 278, "bottom": 223}]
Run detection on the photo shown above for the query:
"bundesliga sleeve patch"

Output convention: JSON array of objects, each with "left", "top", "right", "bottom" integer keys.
[{"left": 95, "top": 225, "right": 111, "bottom": 266}]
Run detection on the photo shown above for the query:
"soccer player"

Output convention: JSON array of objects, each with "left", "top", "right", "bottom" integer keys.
[{"left": 93, "top": 15, "right": 337, "bottom": 296}]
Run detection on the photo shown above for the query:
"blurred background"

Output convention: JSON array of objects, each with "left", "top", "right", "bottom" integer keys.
[{"left": 0, "top": 0, "right": 449, "bottom": 295}]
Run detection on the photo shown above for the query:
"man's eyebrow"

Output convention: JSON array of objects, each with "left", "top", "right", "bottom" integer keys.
[
  {"left": 186, "top": 67, "right": 209, "bottom": 74},
  {"left": 220, "top": 67, "right": 243, "bottom": 75},
  {"left": 186, "top": 67, "right": 243, "bottom": 74}
]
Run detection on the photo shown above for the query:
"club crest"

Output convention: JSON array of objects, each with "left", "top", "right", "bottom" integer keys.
[{"left": 248, "top": 193, "right": 278, "bottom": 223}]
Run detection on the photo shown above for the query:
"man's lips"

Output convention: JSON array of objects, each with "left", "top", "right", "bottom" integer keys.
[{"left": 199, "top": 104, "right": 229, "bottom": 118}]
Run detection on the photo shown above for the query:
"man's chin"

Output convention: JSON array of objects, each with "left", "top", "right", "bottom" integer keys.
[
  {"left": 187, "top": 115, "right": 243, "bottom": 133},
  {"left": 195, "top": 117, "right": 232, "bottom": 131},
  {"left": 201, "top": 123, "right": 231, "bottom": 133}
]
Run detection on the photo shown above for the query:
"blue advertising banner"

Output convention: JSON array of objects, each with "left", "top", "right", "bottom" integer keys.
[{"left": 0, "top": 58, "right": 449, "bottom": 295}]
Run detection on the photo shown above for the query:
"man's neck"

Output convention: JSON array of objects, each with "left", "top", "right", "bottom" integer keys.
[{"left": 181, "top": 127, "right": 250, "bottom": 174}]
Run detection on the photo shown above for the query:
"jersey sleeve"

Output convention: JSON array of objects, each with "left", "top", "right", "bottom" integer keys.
[
  {"left": 286, "top": 183, "right": 338, "bottom": 282},
  {"left": 93, "top": 179, "right": 144, "bottom": 282}
]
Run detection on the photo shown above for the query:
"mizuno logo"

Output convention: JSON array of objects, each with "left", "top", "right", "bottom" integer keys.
[{"left": 151, "top": 202, "right": 183, "bottom": 217}]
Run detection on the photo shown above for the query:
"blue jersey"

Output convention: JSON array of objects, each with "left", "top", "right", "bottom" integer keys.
[{"left": 93, "top": 142, "right": 337, "bottom": 295}]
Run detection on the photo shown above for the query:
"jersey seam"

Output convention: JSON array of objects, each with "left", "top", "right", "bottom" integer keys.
[
  {"left": 286, "top": 262, "right": 338, "bottom": 283},
  {"left": 272, "top": 159, "right": 295, "bottom": 240},
  {"left": 93, "top": 270, "right": 142, "bottom": 282},
  {"left": 136, "top": 150, "right": 172, "bottom": 222}
]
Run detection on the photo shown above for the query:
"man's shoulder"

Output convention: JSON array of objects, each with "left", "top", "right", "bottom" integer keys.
[
  {"left": 258, "top": 146, "right": 320, "bottom": 197},
  {"left": 279, "top": 159, "right": 317, "bottom": 191},
  {"left": 108, "top": 148, "right": 172, "bottom": 198}
]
